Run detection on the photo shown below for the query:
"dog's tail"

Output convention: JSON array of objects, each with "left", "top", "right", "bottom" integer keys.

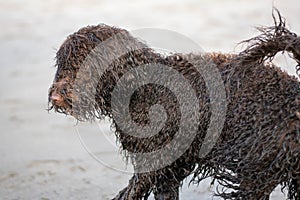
[{"left": 235, "top": 8, "right": 300, "bottom": 78}]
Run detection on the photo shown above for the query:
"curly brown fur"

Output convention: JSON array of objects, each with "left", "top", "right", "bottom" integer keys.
[{"left": 49, "top": 10, "right": 300, "bottom": 200}]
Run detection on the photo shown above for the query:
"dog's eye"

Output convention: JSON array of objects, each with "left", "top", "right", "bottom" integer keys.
[{"left": 61, "top": 88, "right": 67, "bottom": 95}]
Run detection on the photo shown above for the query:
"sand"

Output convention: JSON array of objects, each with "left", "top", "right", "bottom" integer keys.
[{"left": 0, "top": 0, "right": 300, "bottom": 199}]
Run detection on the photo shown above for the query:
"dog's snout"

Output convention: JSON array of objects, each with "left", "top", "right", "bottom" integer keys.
[{"left": 50, "top": 92, "right": 63, "bottom": 105}]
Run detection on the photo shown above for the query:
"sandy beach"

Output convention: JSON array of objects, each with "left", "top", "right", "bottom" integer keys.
[{"left": 1, "top": 0, "right": 300, "bottom": 199}]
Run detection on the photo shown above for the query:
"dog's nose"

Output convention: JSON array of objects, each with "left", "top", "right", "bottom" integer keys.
[{"left": 50, "top": 92, "right": 63, "bottom": 105}]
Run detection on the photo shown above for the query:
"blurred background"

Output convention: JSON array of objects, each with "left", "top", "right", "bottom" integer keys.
[{"left": 0, "top": 0, "right": 300, "bottom": 199}]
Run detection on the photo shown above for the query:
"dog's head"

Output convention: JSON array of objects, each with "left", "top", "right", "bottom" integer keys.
[{"left": 48, "top": 24, "right": 148, "bottom": 120}]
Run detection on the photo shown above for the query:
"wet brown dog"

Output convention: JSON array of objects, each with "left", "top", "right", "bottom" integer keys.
[{"left": 49, "top": 11, "right": 300, "bottom": 200}]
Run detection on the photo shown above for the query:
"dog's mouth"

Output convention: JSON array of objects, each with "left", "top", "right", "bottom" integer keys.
[
  {"left": 48, "top": 90, "right": 74, "bottom": 115},
  {"left": 49, "top": 90, "right": 70, "bottom": 110},
  {"left": 48, "top": 78, "right": 75, "bottom": 116}
]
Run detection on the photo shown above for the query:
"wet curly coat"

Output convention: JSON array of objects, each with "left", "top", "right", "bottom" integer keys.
[{"left": 49, "top": 12, "right": 300, "bottom": 200}]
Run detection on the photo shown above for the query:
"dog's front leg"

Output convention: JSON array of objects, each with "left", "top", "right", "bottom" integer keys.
[
  {"left": 112, "top": 173, "right": 153, "bottom": 200},
  {"left": 153, "top": 183, "right": 179, "bottom": 200}
]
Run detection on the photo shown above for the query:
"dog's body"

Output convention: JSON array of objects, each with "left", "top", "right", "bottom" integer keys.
[{"left": 49, "top": 15, "right": 300, "bottom": 200}]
